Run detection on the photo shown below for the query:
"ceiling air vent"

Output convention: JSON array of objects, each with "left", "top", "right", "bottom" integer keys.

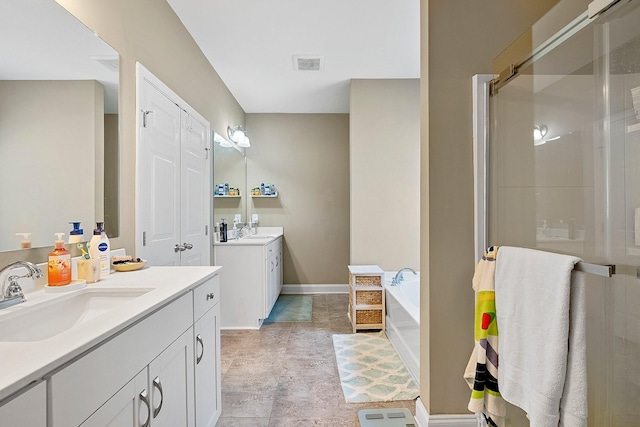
[
  {"left": 91, "top": 55, "right": 119, "bottom": 72},
  {"left": 293, "top": 55, "right": 324, "bottom": 71}
]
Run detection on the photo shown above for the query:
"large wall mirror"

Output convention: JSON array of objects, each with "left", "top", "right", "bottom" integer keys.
[
  {"left": 213, "top": 131, "right": 247, "bottom": 227},
  {"left": 0, "top": 0, "right": 119, "bottom": 252}
]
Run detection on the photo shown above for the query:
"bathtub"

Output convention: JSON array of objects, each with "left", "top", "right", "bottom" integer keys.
[{"left": 384, "top": 271, "right": 420, "bottom": 386}]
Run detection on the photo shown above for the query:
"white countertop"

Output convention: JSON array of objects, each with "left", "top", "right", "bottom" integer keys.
[
  {"left": 214, "top": 226, "right": 283, "bottom": 246},
  {"left": 0, "top": 265, "right": 221, "bottom": 402}
]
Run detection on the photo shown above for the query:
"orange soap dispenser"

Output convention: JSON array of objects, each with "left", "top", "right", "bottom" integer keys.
[{"left": 48, "top": 233, "right": 71, "bottom": 286}]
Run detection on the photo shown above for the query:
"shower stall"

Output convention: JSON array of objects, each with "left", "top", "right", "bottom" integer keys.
[{"left": 484, "top": 0, "right": 640, "bottom": 424}]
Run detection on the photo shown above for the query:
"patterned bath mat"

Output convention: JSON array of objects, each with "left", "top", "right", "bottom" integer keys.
[
  {"left": 332, "top": 332, "right": 419, "bottom": 403},
  {"left": 264, "top": 295, "right": 313, "bottom": 322}
]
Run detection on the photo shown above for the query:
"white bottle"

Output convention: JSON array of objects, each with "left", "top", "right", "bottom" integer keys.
[{"left": 89, "top": 222, "right": 111, "bottom": 277}]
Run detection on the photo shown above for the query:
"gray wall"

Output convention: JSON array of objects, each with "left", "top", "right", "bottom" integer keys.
[
  {"left": 420, "top": 0, "right": 561, "bottom": 416},
  {"left": 0, "top": 80, "right": 103, "bottom": 251},
  {"left": 350, "top": 79, "right": 420, "bottom": 271},
  {"left": 246, "top": 113, "right": 350, "bottom": 285}
]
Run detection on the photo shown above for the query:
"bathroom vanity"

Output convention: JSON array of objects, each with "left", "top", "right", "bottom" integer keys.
[
  {"left": 0, "top": 266, "right": 221, "bottom": 427},
  {"left": 214, "top": 227, "right": 283, "bottom": 329}
]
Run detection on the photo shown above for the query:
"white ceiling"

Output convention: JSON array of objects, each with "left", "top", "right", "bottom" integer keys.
[{"left": 166, "top": 0, "right": 420, "bottom": 114}]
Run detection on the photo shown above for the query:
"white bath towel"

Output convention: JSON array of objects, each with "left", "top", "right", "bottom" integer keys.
[{"left": 495, "top": 246, "right": 587, "bottom": 427}]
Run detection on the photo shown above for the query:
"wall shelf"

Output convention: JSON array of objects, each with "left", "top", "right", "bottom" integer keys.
[
  {"left": 214, "top": 195, "right": 241, "bottom": 198},
  {"left": 251, "top": 192, "right": 278, "bottom": 198}
]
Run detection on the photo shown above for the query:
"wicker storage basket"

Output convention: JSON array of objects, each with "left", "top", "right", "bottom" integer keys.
[
  {"left": 347, "top": 265, "right": 385, "bottom": 333},
  {"left": 355, "top": 309, "right": 383, "bottom": 325},
  {"left": 355, "top": 290, "right": 382, "bottom": 305}
]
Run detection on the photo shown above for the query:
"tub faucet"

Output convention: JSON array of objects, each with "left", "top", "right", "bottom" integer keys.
[
  {"left": 391, "top": 268, "right": 417, "bottom": 286},
  {"left": 0, "top": 261, "right": 43, "bottom": 310}
]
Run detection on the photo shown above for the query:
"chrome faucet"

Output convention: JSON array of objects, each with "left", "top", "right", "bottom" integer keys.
[
  {"left": 390, "top": 267, "right": 417, "bottom": 286},
  {"left": 0, "top": 261, "right": 43, "bottom": 310}
]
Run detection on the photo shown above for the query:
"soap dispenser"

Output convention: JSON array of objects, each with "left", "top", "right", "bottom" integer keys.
[
  {"left": 48, "top": 233, "right": 71, "bottom": 286},
  {"left": 68, "top": 222, "right": 84, "bottom": 244},
  {"left": 15, "top": 233, "right": 31, "bottom": 249}
]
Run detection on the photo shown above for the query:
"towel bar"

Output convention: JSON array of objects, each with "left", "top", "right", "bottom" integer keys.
[{"left": 574, "top": 262, "right": 615, "bottom": 277}]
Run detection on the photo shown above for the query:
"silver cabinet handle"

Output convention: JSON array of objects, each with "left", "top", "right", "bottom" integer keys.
[
  {"left": 196, "top": 334, "right": 204, "bottom": 364},
  {"left": 139, "top": 388, "right": 151, "bottom": 427},
  {"left": 206, "top": 292, "right": 215, "bottom": 300},
  {"left": 271, "top": 261, "right": 274, "bottom": 272},
  {"left": 152, "top": 376, "right": 164, "bottom": 418},
  {"left": 174, "top": 243, "right": 185, "bottom": 252},
  {"left": 184, "top": 242, "right": 193, "bottom": 250}
]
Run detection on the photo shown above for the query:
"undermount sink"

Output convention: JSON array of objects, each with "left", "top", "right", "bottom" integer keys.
[
  {"left": 0, "top": 288, "right": 152, "bottom": 342},
  {"left": 244, "top": 235, "right": 275, "bottom": 240}
]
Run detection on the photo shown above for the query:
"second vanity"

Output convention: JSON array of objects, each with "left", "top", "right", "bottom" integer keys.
[
  {"left": 0, "top": 265, "right": 222, "bottom": 427},
  {"left": 214, "top": 227, "right": 283, "bottom": 329}
]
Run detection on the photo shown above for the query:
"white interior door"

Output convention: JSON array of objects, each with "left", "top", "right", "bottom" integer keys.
[
  {"left": 180, "top": 110, "right": 209, "bottom": 266},
  {"left": 137, "top": 64, "right": 211, "bottom": 266},
  {"left": 138, "top": 78, "right": 181, "bottom": 266}
]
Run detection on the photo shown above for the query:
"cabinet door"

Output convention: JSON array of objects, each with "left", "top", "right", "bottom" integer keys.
[
  {"left": 276, "top": 246, "right": 283, "bottom": 295},
  {"left": 0, "top": 382, "right": 46, "bottom": 427},
  {"left": 265, "top": 252, "right": 277, "bottom": 316},
  {"left": 194, "top": 304, "right": 221, "bottom": 427},
  {"left": 81, "top": 369, "right": 148, "bottom": 427},
  {"left": 148, "top": 329, "right": 195, "bottom": 427}
]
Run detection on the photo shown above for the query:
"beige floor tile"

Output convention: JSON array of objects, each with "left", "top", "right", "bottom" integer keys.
[{"left": 217, "top": 293, "right": 416, "bottom": 426}]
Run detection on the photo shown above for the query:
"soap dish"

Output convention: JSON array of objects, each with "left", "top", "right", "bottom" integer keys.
[
  {"left": 112, "top": 260, "right": 147, "bottom": 272},
  {"left": 45, "top": 279, "right": 87, "bottom": 293}
]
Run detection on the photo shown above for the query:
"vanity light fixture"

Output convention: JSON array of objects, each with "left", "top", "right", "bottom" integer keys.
[
  {"left": 214, "top": 132, "right": 232, "bottom": 147},
  {"left": 533, "top": 124, "right": 548, "bottom": 141},
  {"left": 227, "top": 125, "right": 251, "bottom": 148}
]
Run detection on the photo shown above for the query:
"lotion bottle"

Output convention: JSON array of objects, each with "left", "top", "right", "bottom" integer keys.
[
  {"left": 48, "top": 233, "right": 71, "bottom": 286},
  {"left": 89, "top": 222, "right": 111, "bottom": 277}
]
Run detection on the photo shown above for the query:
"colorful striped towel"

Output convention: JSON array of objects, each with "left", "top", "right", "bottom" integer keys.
[{"left": 464, "top": 246, "right": 505, "bottom": 426}]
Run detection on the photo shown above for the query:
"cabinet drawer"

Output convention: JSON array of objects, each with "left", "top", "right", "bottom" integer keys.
[{"left": 194, "top": 275, "right": 220, "bottom": 321}]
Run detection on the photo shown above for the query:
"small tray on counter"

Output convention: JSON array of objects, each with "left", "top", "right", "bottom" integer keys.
[{"left": 112, "top": 259, "right": 147, "bottom": 272}]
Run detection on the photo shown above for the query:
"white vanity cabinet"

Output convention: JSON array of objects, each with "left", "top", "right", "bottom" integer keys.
[
  {"left": 216, "top": 235, "right": 283, "bottom": 328},
  {"left": 0, "top": 382, "right": 46, "bottom": 427},
  {"left": 44, "top": 274, "right": 221, "bottom": 427},
  {"left": 192, "top": 276, "right": 221, "bottom": 427}
]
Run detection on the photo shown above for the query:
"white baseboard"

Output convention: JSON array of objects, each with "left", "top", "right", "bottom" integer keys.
[
  {"left": 281, "top": 284, "right": 349, "bottom": 294},
  {"left": 415, "top": 398, "right": 478, "bottom": 427}
]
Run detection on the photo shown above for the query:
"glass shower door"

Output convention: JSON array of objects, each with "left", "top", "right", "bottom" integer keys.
[{"left": 488, "top": 1, "right": 640, "bottom": 425}]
